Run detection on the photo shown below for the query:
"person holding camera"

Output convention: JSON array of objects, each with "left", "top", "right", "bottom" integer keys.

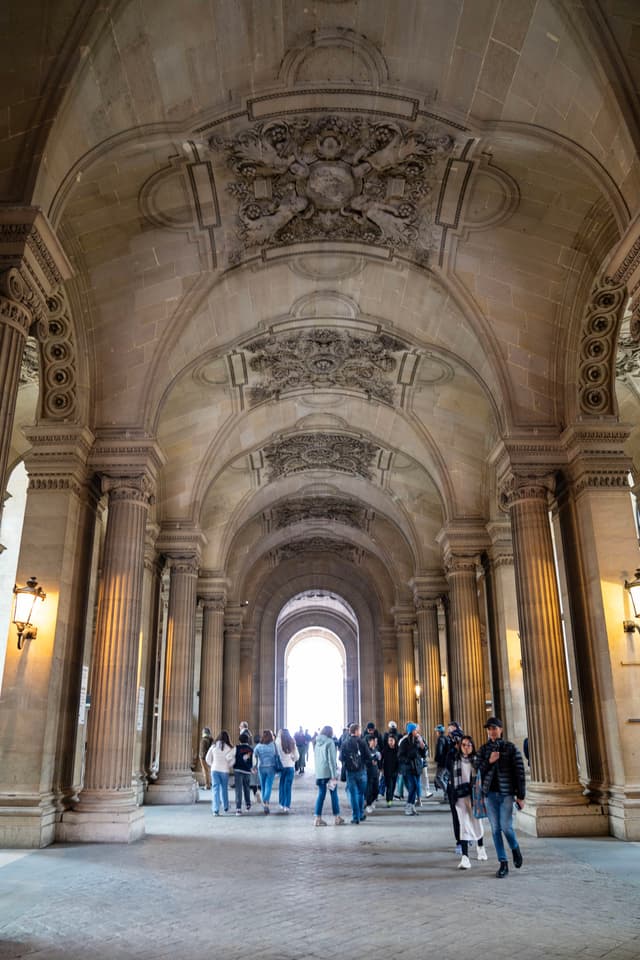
[{"left": 476, "top": 717, "right": 526, "bottom": 878}]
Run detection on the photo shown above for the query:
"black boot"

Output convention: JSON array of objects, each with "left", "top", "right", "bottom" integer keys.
[
  {"left": 496, "top": 860, "right": 509, "bottom": 878},
  {"left": 512, "top": 846, "right": 523, "bottom": 868}
]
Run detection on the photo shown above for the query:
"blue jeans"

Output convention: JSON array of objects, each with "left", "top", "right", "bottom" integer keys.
[
  {"left": 346, "top": 770, "right": 367, "bottom": 822},
  {"left": 315, "top": 778, "right": 341, "bottom": 817},
  {"left": 258, "top": 768, "right": 275, "bottom": 804},
  {"left": 485, "top": 792, "right": 519, "bottom": 861},
  {"left": 212, "top": 771, "right": 229, "bottom": 814},
  {"left": 279, "top": 767, "right": 295, "bottom": 808},
  {"left": 404, "top": 772, "right": 420, "bottom": 805}
]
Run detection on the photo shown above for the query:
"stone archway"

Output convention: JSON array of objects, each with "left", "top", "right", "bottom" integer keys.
[
  {"left": 275, "top": 598, "right": 359, "bottom": 732},
  {"left": 283, "top": 626, "right": 347, "bottom": 738}
]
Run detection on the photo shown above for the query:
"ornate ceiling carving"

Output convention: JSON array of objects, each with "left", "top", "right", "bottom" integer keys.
[
  {"left": 244, "top": 326, "right": 408, "bottom": 404},
  {"left": 271, "top": 537, "right": 363, "bottom": 564},
  {"left": 210, "top": 115, "right": 454, "bottom": 264},
  {"left": 271, "top": 497, "right": 368, "bottom": 529},
  {"left": 263, "top": 432, "right": 381, "bottom": 480}
]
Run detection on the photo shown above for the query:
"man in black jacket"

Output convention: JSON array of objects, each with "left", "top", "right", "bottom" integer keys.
[
  {"left": 339, "top": 723, "right": 372, "bottom": 824},
  {"left": 476, "top": 717, "right": 526, "bottom": 878}
]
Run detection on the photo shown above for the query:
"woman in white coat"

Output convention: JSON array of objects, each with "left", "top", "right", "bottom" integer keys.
[{"left": 205, "top": 730, "right": 235, "bottom": 816}]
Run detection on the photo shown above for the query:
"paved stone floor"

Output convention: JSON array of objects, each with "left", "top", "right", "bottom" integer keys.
[{"left": 1, "top": 775, "right": 639, "bottom": 960}]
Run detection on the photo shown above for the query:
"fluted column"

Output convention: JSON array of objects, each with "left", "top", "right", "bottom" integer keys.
[
  {"left": 238, "top": 628, "right": 255, "bottom": 729},
  {"left": 394, "top": 609, "right": 416, "bottom": 727},
  {"left": 381, "top": 626, "right": 399, "bottom": 725},
  {"left": 444, "top": 554, "right": 486, "bottom": 744},
  {"left": 146, "top": 555, "right": 199, "bottom": 804},
  {"left": 505, "top": 471, "right": 594, "bottom": 835},
  {"left": 198, "top": 593, "right": 226, "bottom": 737},
  {"left": 223, "top": 606, "right": 243, "bottom": 735},
  {"left": 414, "top": 596, "right": 443, "bottom": 740},
  {"left": 61, "top": 475, "right": 152, "bottom": 842}
]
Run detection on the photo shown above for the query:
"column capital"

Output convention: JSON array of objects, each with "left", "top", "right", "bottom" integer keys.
[
  {"left": 102, "top": 474, "right": 156, "bottom": 506},
  {"left": 89, "top": 431, "right": 166, "bottom": 485},
  {"left": 156, "top": 522, "right": 206, "bottom": 562},
  {"left": 200, "top": 594, "right": 226, "bottom": 612},
  {"left": 499, "top": 469, "right": 556, "bottom": 510},
  {"left": 409, "top": 573, "right": 447, "bottom": 606},
  {"left": 444, "top": 553, "right": 480, "bottom": 577},
  {"left": 224, "top": 604, "right": 245, "bottom": 633}
]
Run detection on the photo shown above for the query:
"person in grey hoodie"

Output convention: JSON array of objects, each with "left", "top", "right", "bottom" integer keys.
[{"left": 313, "top": 725, "right": 345, "bottom": 826}]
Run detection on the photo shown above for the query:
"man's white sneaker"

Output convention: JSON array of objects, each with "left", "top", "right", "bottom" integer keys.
[
  {"left": 477, "top": 846, "right": 488, "bottom": 861},
  {"left": 458, "top": 855, "right": 471, "bottom": 870},
  {"left": 365, "top": 805, "right": 373, "bottom": 814}
]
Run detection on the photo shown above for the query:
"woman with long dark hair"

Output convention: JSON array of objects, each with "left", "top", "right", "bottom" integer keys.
[
  {"left": 205, "top": 730, "right": 235, "bottom": 816},
  {"left": 275, "top": 728, "right": 298, "bottom": 813},
  {"left": 449, "top": 734, "right": 487, "bottom": 869}
]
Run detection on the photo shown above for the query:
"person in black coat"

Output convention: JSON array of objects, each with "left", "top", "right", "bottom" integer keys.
[
  {"left": 476, "top": 717, "right": 526, "bottom": 878},
  {"left": 381, "top": 732, "right": 399, "bottom": 806},
  {"left": 397, "top": 723, "right": 426, "bottom": 816}
]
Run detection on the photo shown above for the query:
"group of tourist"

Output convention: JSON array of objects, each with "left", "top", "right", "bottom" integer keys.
[{"left": 199, "top": 714, "right": 526, "bottom": 878}]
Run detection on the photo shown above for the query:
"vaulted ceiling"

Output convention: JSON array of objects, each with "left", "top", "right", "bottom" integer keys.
[{"left": 6, "top": 0, "right": 640, "bottom": 604}]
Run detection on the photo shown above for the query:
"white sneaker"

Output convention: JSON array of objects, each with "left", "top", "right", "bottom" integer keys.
[
  {"left": 365, "top": 805, "right": 373, "bottom": 814},
  {"left": 458, "top": 855, "right": 471, "bottom": 870},
  {"left": 404, "top": 804, "right": 416, "bottom": 816},
  {"left": 424, "top": 791, "right": 434, "bottom": 798},
  {"left": 477, "top": 846, "right": 488, "bottom": 861}
]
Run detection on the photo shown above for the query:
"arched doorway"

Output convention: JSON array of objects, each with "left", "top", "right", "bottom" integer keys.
[{"left": 285, "top": 626, "right": 346, "bottom": 738}]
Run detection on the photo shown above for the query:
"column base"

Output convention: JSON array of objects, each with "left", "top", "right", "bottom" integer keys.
[
  {"left": 607, "top": 787, "right": 640, "bottom": 841},
  {"left": 517, "top": 792, "right": 608, "bottom": 838},
  {"left": 0, "top": 794, "right": 57, "bottom": 848},
  {"left": 57, "top": 805, "right": 145, "bottom": 843},
  {"left": 145, "top": 776, "right": 198, "bottom": 805}
]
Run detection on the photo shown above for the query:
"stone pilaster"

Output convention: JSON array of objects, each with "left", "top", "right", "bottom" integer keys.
[
  {"left": 0, "top": 425, "right": 97, "bottom": 848},
  {"left": 412, "top": 586, "right": 444, "bottom": 743},
  {"left": 198, "top": 592, "right": 226, "bottom": 738},
  {"left": 132, "top": 524, "right": 162, "bottom": 804},
  {"left": 223, "top": 606, "right": 244, "bottom": 736},
  {"left": 484, "top": 521, "right": 526, "bottom": 744},
  {"left": 146, "top": 552, "right": 200, "bottom": 805},
  {"left": 442, "top": 554, "right": 486, "bottom": 745},
  {"left": 504, "top": 469, "right": 604, "bottom": 836},
  {"left": 556, "top": 426, "right": 639, "bottom": 839},
  {"left": 381, "top": 626, "right": 399, "bottom": 726},
  {"left": 59, "top": 473, "right": 154, "bottom": 842},
  {"left": 239, "top": 628, "right": 255, "bottom": 731},
  {"left": 393, "top": 608, "right": 417, "bottom": 727}
]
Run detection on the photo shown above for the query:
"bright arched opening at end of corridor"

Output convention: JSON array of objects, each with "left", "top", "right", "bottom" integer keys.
[{"left": 285, "top": 628, "right": 345, "bottom": 749}]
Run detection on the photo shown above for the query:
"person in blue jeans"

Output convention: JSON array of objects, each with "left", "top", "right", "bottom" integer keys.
[
  {"left": 476, "top": 717, "right": 526, "bottom": 878},
  {"left": 275, "top": 728, "right": 298, "bottom": 812},
  {"left": 205, "top": 731, "right": 235, "bottom": 816},
  {"left": 313, "top": 725, "right": 344, "bottom": 826},
  {"left": 253, "top": 729, "right": 278, "bottom": 814},
  {"left": 339, "top": 722, "right": 371, "bottom": 823}
]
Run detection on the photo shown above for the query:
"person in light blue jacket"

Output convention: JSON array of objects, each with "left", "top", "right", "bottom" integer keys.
[{"left": 313, "top": 725, "right": 344, "bottom": 826}]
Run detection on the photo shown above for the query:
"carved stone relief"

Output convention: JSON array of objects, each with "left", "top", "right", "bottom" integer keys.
[
  {"left": 244, "top": 326, "right": 408, "bottom": 404},
  {"left": 210, "top": 115, "right": 454, "bottom": 264},
  {"left": 263, "top": 432, "right": 381, "bottom": 480},
  {"left": 271, "top": 497, "right": 368, "bottom": 529},
  {"left": 578, "top": 278, "right": 627, "bottom": 416},
  {"left": 271, "top": 537, "right": 363, "bottom": 564}
]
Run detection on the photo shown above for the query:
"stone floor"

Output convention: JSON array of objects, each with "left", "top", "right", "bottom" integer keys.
[{"left": 1, "top": 774, "right": 639, "bottom": 960}]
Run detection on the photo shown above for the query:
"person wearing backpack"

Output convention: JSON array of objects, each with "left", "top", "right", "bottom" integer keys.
[{"left": 339, "top": 722, "right": 372, "bottom": 824}]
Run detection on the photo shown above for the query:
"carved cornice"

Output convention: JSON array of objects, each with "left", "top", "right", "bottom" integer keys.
[
  {"left": 200, "top": 595, "right": 226, "bottom": 612},
  {"left": 263, "top": 432, "right": 381, "bottom": 480},
  {"left": 168, "top": 556, "right": 199, "bottom": 577},
  {"left": 89, "top": 432, "right": 167, "bottom": 483},
  {"left": 156, "top": 525, "right": 206, "bottom": 560},
  {"left": 444, "top": 554, "right": 480, "bottom": 577}
]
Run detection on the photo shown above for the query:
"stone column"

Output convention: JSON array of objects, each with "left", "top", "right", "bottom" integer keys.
[
  {"left": 198, "top": 593, "right": 226, "bottom": 738},
  {"left": 413, "top": 594, "right": 443, "bottom": 740},
  {"left": 146, "top": 552, "right": 200, "bottom": 805},
  {"left": 393, "top": 608, "right": 417, "bottom": 727},
  {"left": 505, "top": 470, "right": 599, "bottom": 836},
  {"left": 0, "top": 426, "right": 98, "bottom": 848},
  {"left": 223, "top": 606, "right": 243, "bottom": 736},
  {"left": 60, "top": 471, "right": 155, "bottom": 842},
  {"left": 443, "top": 554, "right": 486, "bottom": 745},
  {"left": 239, "top": 627, "right": 255, "bottom": 730}
]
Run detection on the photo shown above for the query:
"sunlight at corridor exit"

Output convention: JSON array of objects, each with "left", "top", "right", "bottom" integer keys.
[{"left": 285, "top": 629, "right": 345, "bottom": 742}]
